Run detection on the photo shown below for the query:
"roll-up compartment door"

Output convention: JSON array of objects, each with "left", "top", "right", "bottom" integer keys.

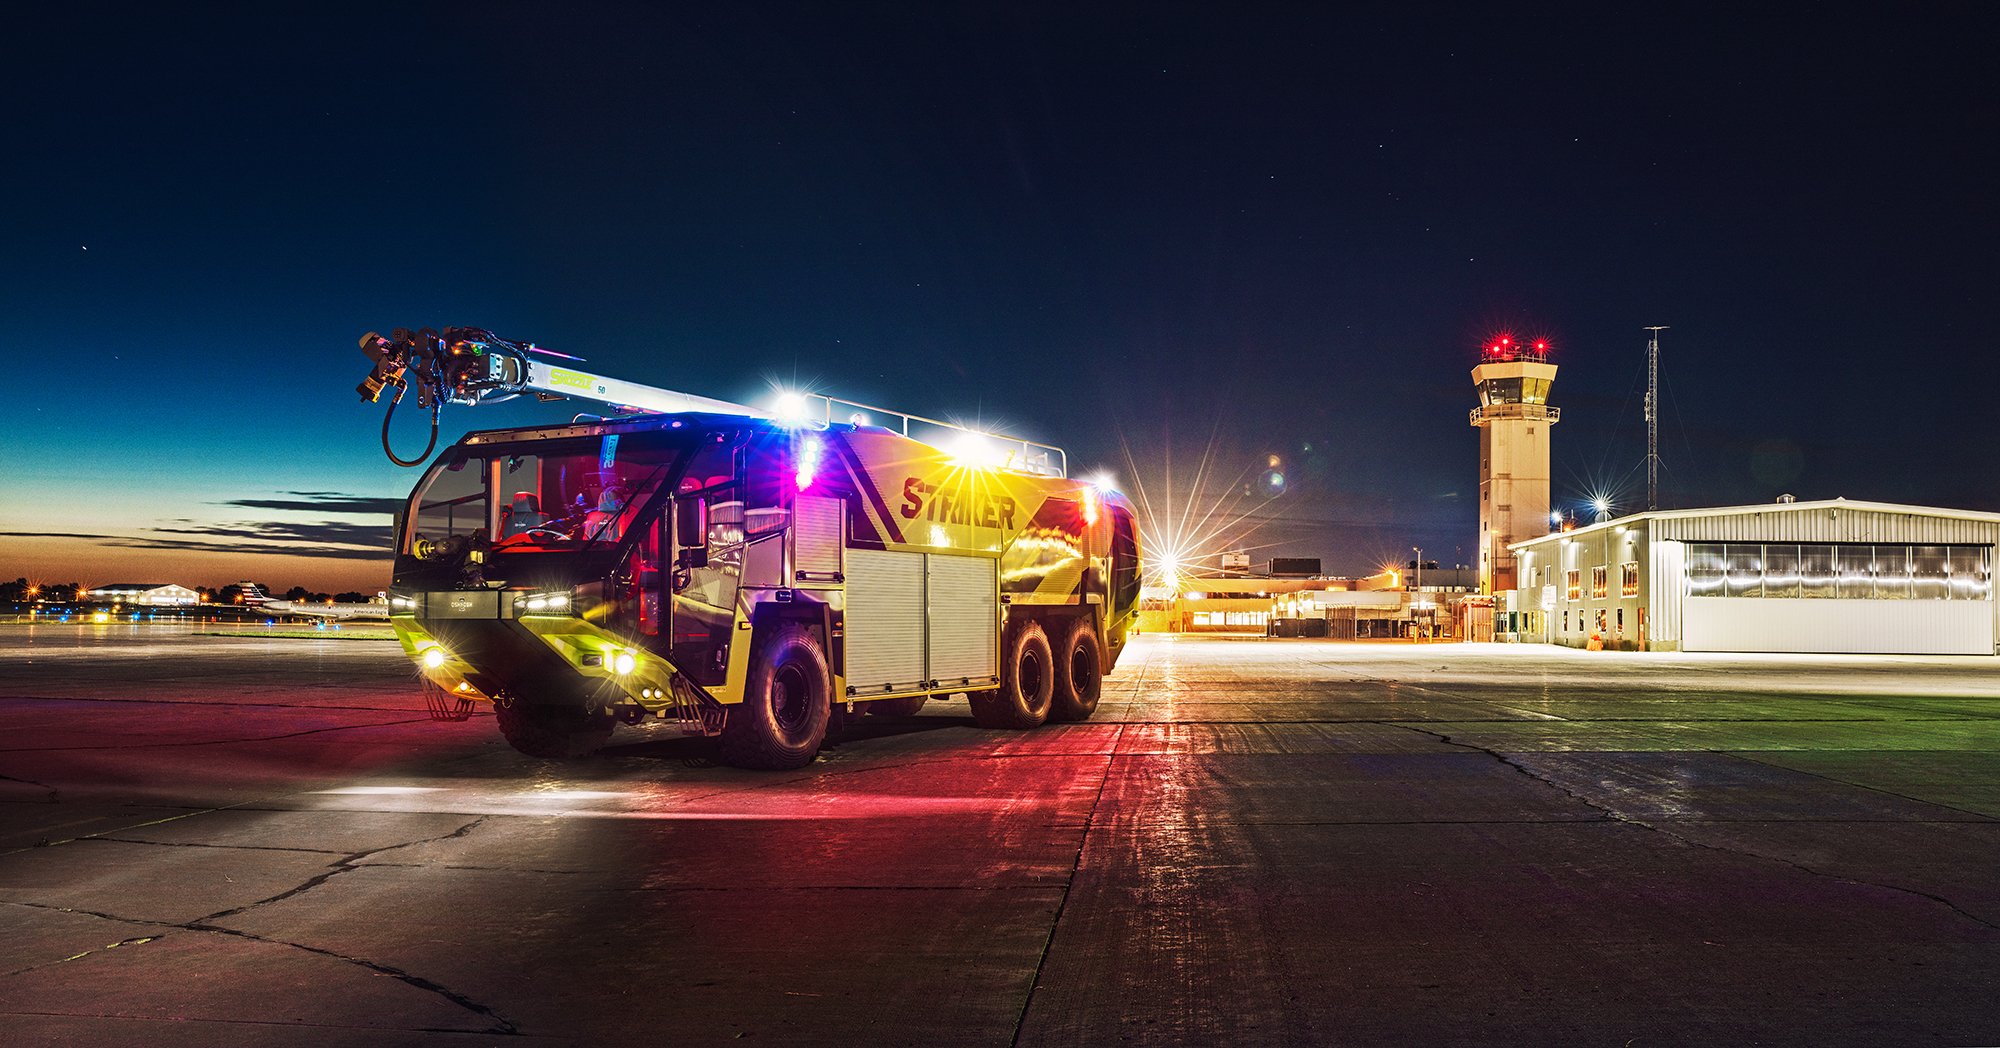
[
  {"left": 843, "top": 548, "right": 927, "bottom": 692},
  {"left": 794, "top": 495, "right": 843, "bottom": 579},
  {"left": 927, "top": 554, "right": 998, "bottom": 686}
]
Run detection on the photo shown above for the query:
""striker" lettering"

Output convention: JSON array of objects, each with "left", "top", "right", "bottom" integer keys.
[{"left": 900, "top": 477, "right": 1018, "bottom": 530}]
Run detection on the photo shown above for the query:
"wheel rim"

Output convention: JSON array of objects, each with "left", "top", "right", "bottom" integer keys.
[
  {"left": 1071, "top": 643, "right": 1097, "bottom": 696},
  {"left": 772, "top": 662, "right": 812, "bottom": 734},
  {"left": 1020, "top": 649, "right": 1046, "bottom": 706}
]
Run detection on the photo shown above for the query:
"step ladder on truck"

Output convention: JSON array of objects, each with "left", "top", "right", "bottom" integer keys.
[{"left": 354, "top": 327, "right": 1143, "bottom": 768}]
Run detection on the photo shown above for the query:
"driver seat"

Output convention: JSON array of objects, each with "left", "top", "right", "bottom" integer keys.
[{"left": 501, "top": 493, "right": 548, "bottom": 538}]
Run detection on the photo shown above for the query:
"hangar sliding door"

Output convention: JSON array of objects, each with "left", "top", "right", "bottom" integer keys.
[{"left": 1680, "top": 542, "right": 1995, "bottom": 655}]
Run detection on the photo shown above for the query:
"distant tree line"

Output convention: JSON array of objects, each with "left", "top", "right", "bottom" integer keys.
[
  {"left": 2, "top": 578, "right": 370, "bottom": 604},
  {"left": 0, "top": 579, "right": 80, "bottom": 602}
]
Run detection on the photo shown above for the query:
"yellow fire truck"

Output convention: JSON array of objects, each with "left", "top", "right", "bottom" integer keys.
[{"left": 357, "top": 327, "right": 1141, "bottom": 768}]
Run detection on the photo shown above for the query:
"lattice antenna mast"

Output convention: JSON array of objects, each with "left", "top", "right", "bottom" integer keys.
[{"left": 1643, "top": 326, "right": 1669, "bottom": 510}]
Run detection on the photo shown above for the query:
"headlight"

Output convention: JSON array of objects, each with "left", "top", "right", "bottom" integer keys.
[
  {"left": 519, "top": 592, "right": 570, "bottom": 614},
  {"left": 613, "top": 650, "right": 637, "bottom": 675},
  {"left": 421, "top": 647, "right": 447, "bottom": 669},
  {"left": 390, "top": 595, "right": 417, "bottom": 610}
]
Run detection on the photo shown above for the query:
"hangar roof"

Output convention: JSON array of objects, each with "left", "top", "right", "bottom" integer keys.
[{"left": 1511, "top": 499, "right": 2000, "bottom": 553}]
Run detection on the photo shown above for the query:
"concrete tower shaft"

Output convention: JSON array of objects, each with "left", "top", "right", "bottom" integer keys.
[{"left": 1470, "top": 356, "right": 1559, "bottom": 593}]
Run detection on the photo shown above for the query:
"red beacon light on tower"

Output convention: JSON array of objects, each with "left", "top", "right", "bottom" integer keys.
[{"left": 1483, "top": 334, "right": 1552, "bottom": 360}]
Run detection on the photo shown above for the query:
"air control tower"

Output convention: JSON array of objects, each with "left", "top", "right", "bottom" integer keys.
[{"left": 1470, "top": 336, "right": 1558, "bottom": 593}]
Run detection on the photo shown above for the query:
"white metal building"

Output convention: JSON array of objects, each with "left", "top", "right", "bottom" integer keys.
[
  {"left": 1502, "top": 500, "right": 1998, "bottom": 655},
  {"left": 84, "top": 583, "right": 202, "bottom": 606}
]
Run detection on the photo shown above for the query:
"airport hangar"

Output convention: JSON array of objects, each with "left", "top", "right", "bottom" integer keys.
[{"left": 1499, "top": 499, "right": 1998, "bottom": 655}]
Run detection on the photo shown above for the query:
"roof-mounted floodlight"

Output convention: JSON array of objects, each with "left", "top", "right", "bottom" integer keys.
[
  {"left": 770, "top": 390, "right": 816, "bottom": 428},
  {"left": 947, "top": 431, "right": 1012, "bottom": 471}
]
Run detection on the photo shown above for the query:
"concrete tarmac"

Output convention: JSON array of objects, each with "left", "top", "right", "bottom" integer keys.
[{"left": 3, "top": 625, "right": 1999, "bottom": 1045}]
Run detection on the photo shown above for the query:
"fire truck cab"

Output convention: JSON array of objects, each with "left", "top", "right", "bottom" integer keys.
[{"left": 389, "top": 412, "right": 1141, "bottom": 768}]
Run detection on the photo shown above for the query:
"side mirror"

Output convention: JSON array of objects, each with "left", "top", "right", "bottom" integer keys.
[{"left": 675, "top": 498, "right": 709, "bottom": 568}]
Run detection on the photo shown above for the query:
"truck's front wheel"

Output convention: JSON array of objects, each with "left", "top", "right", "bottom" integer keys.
[
  {"left": 720, "top": 623, "right": 831, "bottom": 770},
  {"left": 495, "top": 701, "right": 614, "bottom": 759}
]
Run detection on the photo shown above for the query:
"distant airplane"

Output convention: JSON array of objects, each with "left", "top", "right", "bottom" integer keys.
[{"left": 235, "top": 582, "right": 391, "bottom": 622}]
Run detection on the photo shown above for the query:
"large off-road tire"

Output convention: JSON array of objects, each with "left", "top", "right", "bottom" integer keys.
[
  {"left": 720, "top": 623, "right": 831, "bottom": 770},
  {"left": 970, "top": 620, "right": 1054, "bottom": 729},
  {"left": 866, "top": 696, "right": 927, "bottom": 718},
  {"left": 495, "top": 701, "right": 614, "bottom": 759},
  {"left": 1050, "top": 617, "right": 1103, "bottom": 723}
]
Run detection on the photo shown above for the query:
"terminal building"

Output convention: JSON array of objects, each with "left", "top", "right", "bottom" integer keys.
[
  {"left": 1503, "top": 500, "right": 1998, "bottom": 655},
  {"left": 1137, "top": 567, "right": 1473, "bottom": 638},
  {"left": 84, "top": 583, "right": 201, "bottom": 606}
]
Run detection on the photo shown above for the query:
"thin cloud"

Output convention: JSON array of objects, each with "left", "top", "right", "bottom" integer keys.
[
  {"left": 217, "top": 490, "right": 404, "bottom": 515},
  {"left": 99, "top": 536, "right": 393, "bottom": 561},
  {"left": 149, "top": 520, "right": 393, "bottom": 547}
]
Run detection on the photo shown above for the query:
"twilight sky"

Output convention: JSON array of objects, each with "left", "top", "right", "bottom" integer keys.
[{"left": 4, "top": 5, "right": 1996, "bottom": 591}]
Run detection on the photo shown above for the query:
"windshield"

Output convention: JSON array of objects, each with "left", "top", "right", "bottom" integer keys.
[{"left": 405, "top": 432, "right": 691, "bottom": 554}]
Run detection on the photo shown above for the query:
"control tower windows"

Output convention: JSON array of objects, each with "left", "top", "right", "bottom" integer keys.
[{"left": 1478, "top": 378, "right": 1551, "bottom": 406}]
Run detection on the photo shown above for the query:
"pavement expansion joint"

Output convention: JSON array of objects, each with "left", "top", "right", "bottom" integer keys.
[
  {"left": 1009, "top": 731, "right": 1122, "bottom": 1048},
  {"left": 198, "top": 815, "right": 492, "bottom": 924},
  {"left": 17, "top": 934, "right": 160, "bottom": 977},
  {"left": 0, "top": 715, "right": 441, "bottom": 755},
  {"left": 0, "top": 771, "right": 59, "bottom": 803},
  {"left": 2, "top": 802, "right": 256, "bottom": 857},
  {"left": 182, "top": 923, "right": 523, "bottom": 1036},
  {"left": 91, "top": 836, "right": 350, "bottom": 855},
  {"left": 0, "top": 692, "right": 446, "bottom": 714},
  {"left": 1390, "top": 722, "right": 2000, "bottom": 935},
  {"left": 362, "top": 861, "right": 588, "bottom": 875},
  {"left": 8, "top": 816, "right": 523, "bottom": 1035},
  {"left": 1727, "top": 751, "right": 2000, "bottom": 823}
]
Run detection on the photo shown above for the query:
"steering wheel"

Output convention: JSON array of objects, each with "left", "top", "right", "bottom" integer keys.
[{"left": 496, "top": 527, "right": 568, "bottom": 547}]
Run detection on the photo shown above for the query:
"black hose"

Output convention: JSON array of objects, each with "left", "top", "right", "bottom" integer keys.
[{"left": 381, "top": 381, "right": 441, "bottom": 467}]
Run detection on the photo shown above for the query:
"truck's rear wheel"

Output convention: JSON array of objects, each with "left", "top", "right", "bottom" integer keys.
[
  {"left": 495, "top": 701, "right": 614, "bottom": 759},
  {"left": 1051, "top": 617, "right": 1102, "bottom": 722},
  {"left": 867, "top": 696, "right": 927, "bottom": 718},
  {"left": 720, "top": 623, "right": 830, "bottom": 770},
  {"left": 970, "top": 620, "right": 1054, "bottom": 729}
]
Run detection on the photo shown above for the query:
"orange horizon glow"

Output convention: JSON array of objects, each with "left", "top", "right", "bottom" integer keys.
[{"left": 3, "top": 535, "right": 389, "bottom": 593}]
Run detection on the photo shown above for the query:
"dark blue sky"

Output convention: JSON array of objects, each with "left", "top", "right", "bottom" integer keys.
[{"left": 4, "top": 4, "right": 1996, "bottom": 586}]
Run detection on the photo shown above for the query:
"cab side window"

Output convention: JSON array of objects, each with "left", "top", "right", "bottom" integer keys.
[{"left": 1110, "top": 507, "right": 1141, "bottom": 615}]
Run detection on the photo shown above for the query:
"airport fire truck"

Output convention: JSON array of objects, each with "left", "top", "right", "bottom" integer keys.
[{"left": 355, "top": 327, "right": 1142, "bottom": 768}]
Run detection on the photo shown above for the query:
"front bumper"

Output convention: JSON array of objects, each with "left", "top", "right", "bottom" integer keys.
[{"left": 391, "top": 610, "right": 677, "bottom": 712}]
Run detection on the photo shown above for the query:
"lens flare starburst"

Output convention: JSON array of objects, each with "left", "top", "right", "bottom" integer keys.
[{"left": 1118, "top": 422, "right": 1290, "bottom": 590}]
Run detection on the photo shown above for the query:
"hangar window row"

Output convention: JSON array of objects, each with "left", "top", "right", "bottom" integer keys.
[{"left": 1684, "top": 543, "right": 1991, "bottom": 600}]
